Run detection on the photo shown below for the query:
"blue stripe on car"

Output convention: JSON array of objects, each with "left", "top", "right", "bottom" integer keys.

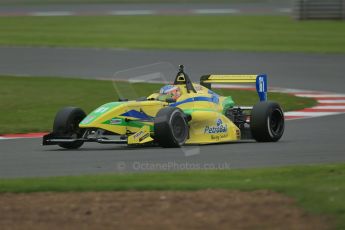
[
  {"left": 170, "top": 96, "right": 219, "bottom": 107},
  {"left": 120, "top": 110, "right": 153, "bottom": 121}
]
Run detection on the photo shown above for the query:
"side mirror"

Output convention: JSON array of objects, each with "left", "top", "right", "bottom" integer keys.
[{"left": 166, "top": 98, "right": 176, "bottom": 103}]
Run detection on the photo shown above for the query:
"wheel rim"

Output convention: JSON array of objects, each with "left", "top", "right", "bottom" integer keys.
[
  {"left": 268, "top": 109, "right": 284, "bottom": 136},
  {"left": 171, "top": 113, "right": 188, "bottom": 144}
]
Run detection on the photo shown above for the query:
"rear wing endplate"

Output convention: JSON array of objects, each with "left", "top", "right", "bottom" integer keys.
[{"left": 200, "top": 74, "right": 268, "bottom": 101}]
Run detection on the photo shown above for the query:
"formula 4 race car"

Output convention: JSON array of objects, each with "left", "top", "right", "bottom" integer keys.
[{"left": 43, "top": 65, "right": 284, "bottom": 149}]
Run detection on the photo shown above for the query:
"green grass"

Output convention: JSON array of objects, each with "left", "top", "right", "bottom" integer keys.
[
  {"left": 0, "top": 16, "right": 345, "bottom": 53},
  {"left": 0, "top": 163, "right": 344, "bottom": 228},
  {"left": 0, "top": 76, "right": 316, "bottom": 134}
]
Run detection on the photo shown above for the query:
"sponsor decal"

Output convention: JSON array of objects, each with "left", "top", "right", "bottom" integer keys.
[
  {"left": 139, "top": 133, "right": 150, "bottom": 142},
  {"left": 133, "top": 130, "right": 144, "bottom": 139},
  {"left": 204, "top": 119, "right": 228, "bottom": 134},
  {"left": 211, "top": 133, "right": 228, "bottom": 141},
  {"left": 110, "top": 118, "right": 122, "bottom": 125},
  {"left": 194, "top": 84, "right": 203, "bottom": 92},
  {"left": 132, "top": 130, "right": 150, "bottom": 143}
]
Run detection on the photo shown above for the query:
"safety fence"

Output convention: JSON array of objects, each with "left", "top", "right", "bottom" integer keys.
[{"left": 294, "top": 0, "right": 345, "bottom": 20}]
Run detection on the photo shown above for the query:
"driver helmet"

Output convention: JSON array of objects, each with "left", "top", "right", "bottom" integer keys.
[{"left": 159, "top": 85, "right": 181, "bottom": 100}]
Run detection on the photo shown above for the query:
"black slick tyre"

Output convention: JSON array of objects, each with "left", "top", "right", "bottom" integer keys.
[
  {"left": 250, "top": 101, "right": 284, "bottom": 142},
  {"left": 53, "top": 107, "right": 86, "bottom": 149},
  {"left": 154, "top": 107, "right": 189, "bottom": 148}
]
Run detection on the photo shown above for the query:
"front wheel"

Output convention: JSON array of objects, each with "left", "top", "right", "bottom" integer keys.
[
  {"left": 154, "top": 107, "right": 189, "bottom": 148},
  {"left": 250, "top": 101, "right": 284, "bottom": 142},
  {"left": 53, "top": 107, "right": 86, "bottom": 149}
]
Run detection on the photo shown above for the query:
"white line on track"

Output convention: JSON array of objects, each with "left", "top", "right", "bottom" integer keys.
[
  {"left": 0, "top": 137, "right": 15, "bottom": 140},
  {"left": 193, "top": 9, "right": 239, "bottom": 14},
  {"left": 294, "top": 94, "right": 345, "bottom": 98},
  {"left": 318, "top": 100, "right": 345, "bottom": 103},
  {"left": 284, "top": 111, "right": 342, "bottom": 117},
  {"left": 313, "top": 105, "right": 345, "bottom": 109},
  {"left": 30, "top": 11, "right": 73, "bottom": 16},
  {"left": 110, "top": 10, "right": 155, "bottom": 16}
]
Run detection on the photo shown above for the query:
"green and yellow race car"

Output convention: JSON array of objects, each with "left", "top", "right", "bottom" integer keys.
[{"left": 43, "top": 65, "right": 284, "bottom": 149}]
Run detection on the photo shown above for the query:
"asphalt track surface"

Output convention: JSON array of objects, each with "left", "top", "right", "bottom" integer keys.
[
  {"left": 1, "top": 47, "right": 345, "bottom": 92},
  {"left": 0, "top": 47, "right": 345, "bottom": 178},
  {"left": 0, "top": 3, "right": 291, "bottom": 16}
]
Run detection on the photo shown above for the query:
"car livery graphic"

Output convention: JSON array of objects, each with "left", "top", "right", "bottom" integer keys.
[
  {"left": 43, "top": 65, "right": 284, "bottom": 148},
  {"left": 204, "top": 119, "right": 228, "bottom": 134}
]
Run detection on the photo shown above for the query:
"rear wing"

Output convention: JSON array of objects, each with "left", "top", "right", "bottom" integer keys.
[{"left": 200, "top": 74, "right": 268, "bottom": 101}]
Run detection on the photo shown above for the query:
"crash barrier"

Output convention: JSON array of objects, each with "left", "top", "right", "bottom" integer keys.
[{"left": 294, "top": 0, "right": 345, "bottom": 20}]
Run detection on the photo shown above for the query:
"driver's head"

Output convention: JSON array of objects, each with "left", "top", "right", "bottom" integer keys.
[{"left": 159, "top": 85, "right": 181, "bottom": 100}]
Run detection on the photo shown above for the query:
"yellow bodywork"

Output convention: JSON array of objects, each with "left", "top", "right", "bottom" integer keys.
[
  {"left": 186, "top": 110, "right": 240, "bottom": 144},
  {"left": 204, "top": 75, "right": 257, "bottom": 83},
  {"left": 79, "top": 100, "right": 165, "bottom": 134},
  {"left": 79, "top": 83, "right": 240, "bottom": 145}
]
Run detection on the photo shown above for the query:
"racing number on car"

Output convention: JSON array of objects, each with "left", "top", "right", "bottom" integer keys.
[
  {"left": 95, "top": 107, "right": 109, "bottom": 114},
  {"left": 259, "top": 76, "right": 265, "bottom": 93}
]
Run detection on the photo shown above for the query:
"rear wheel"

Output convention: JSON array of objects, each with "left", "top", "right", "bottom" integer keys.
[
  {"left": 53, "top": 107, "right": 86, "bottom": 149},
  {"left": 250, "top": 101, "right": 284, "bottom": 142},
  {"left": 154, "top": 107, "right": 189, "bottom": 148}
]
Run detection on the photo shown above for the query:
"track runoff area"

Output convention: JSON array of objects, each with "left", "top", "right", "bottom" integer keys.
[{"left": 0, "top": 4, "right": 291, "bottom": 17}]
